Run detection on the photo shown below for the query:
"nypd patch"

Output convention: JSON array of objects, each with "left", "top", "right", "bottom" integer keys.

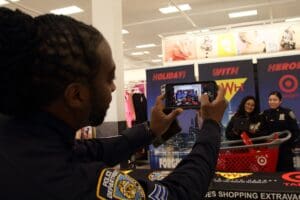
[
  {"left": 148, "top": 184, "right": 168, "bottom": 200},
  {"left": 96, "top": 168, "right": 146, "bottom": 200}
]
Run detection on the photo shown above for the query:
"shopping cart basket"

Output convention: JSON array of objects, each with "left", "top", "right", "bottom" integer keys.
[{"left": 216, "top": 131, "right": 291, "bottom": 172}]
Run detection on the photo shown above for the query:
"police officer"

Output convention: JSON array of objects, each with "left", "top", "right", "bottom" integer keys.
[
  {"left": 260, "top": 91, "right": 300, "bottom": 171},
  {"left": 0, "top": 8, "right": 227, "bottom": 200}
]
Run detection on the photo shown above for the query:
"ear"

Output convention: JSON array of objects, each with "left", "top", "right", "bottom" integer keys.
[{"left": 64, "top": 83, "right": 90, "bottom": 109}]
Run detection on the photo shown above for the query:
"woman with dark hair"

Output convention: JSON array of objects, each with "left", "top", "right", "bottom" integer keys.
[
  {"left": 225, "top": 96, "right": 261, "bottom": 140},
  {"left": 260, "top": 91, "right": 300, "bottom": 171}
]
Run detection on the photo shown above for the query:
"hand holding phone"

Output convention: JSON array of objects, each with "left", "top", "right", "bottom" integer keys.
[{"left": 152, "top": 109, "right": 182, "bottom": 147}]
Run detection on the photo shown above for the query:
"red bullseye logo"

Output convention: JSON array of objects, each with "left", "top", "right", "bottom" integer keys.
[
  {"left": 257, "top": 156, "right": 267, "bottom": 166},
  {"left": 282, "top": 172, "right": 300, "bottom": 183},
  {"left": 279, "top": 74, "right": 298, "bottom": 93}
]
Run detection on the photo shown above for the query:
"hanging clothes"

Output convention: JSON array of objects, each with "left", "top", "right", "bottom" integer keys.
[
  {"left": 132, "top": 93, "right": 148, "bottom": 125},
  {"left": 124, "top": 91, "right": 136, "bottom": 128}
]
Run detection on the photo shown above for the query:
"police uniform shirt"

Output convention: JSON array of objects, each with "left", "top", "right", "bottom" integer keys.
[
  {"left": 261, "top": 106, "right": 300, "bottom": 143},
  {"left": 0, "top": 111, "right": 221, "bottom": 200},
  {"left": 260, "top": 107, "right": 300, "bottom": 171}
]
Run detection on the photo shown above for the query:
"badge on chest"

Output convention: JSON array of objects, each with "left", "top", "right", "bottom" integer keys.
[{"left": 279, "top": 113, "right": 285, "bottom": 121}]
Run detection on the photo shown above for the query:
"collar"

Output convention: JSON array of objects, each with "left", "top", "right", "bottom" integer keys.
[{"left": 25, "top": 111, "right": 77, "bottom": 147}]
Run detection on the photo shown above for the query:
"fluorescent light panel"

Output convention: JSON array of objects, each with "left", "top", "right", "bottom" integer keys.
[
  {"left": 229, "top": 10, "right": 257, "bottom": 18},
  {"left": 50, "top": 6, "right": 83, "bottom": 15},
  {"left": 186, "top": 28, "right": 209, "bottom": 34},
  {"left": 201, "top": 29, "right": 210, "bottom": 33},
  {"left": 285, "top": 17, "right": 300, "bottom": 22},
  {"left": 152, "top": 59, "right": 162, "bottom": 63},
  {"left": 186, "top": 30, "right": 201, "bottom": 34},
  {"left": 159, "top": 4, "right": 191, "bottom": 14},
  {"left": 0, "top": 0, "right": 19, "bottom": 6},
  {"left": 122, "top": 29, "right": 129, "bottom": 34},
  {"left": 136, "top": 43, "right": 156, "bottom": 48},
  {"left": 131, "top": 51, "right": 149, "bottom": 56}
]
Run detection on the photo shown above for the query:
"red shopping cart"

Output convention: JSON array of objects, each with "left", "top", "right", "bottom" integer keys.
[{"left": 217, "top": 131, "right": 291, "bottom": 172}]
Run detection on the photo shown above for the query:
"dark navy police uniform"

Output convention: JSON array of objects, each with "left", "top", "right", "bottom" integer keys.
[
  {"left": 0, "top": 111, "right": 221, "bottom": 199},
  {"left": 260, "top": 107, "right": 300, "bottom": 171}
]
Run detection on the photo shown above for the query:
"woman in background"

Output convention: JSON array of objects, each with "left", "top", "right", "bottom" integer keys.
[
  {"left": 226, "top": 96, "right": 261, "bottom": 140},
  {"left": 260, "top": 91, "right": 300, "bottom": 171}
]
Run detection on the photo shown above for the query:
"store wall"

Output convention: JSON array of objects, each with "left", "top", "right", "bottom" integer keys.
[{"left": 92, "top": 0, "right": 126, "bottom": 137}]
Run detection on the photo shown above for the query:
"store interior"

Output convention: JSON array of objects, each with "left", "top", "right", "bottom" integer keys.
[{"left": 1, "top": 0, "right": 300, "bottom": 199}]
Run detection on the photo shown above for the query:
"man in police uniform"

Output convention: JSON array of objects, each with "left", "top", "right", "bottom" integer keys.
[
  {"left": 0, "top": 8, "right": 227, "bottom": 200},
  {"left": 260, "top": 91, "right": 300, "bottom": 171}
]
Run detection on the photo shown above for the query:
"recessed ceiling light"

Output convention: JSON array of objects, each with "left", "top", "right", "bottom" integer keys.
[
  {"left": 201, "top": 29, "right": 210, "bottom": 33},
  {"left": 229, "top": 10, "right": 257, "bottom": 18},
  {"left": 136, "top": 43, "right": 156, "bottom": 49},
  {"left": 285, "top": 17, "right": 300, "bottom": 22},
  {"left": 131, "top": 51, "right": 150, "bottom": 56},
  {"left": 152, "top": 59, "right": 162, "bottom": 63},
  {"left": 157, "top": 54, "right": 163, "bottom": 58},
  {"left": 186, "top": 30, "right": 201, "bottom": 34},
  {"left": 159, "top": 4, "right": 191, "bottom": 14},
  {"left": 122, "top": 29, "right": 129, "bottom": 34},
  {"left": 131, "top": 52, "right": 144, "bottom": 56},
  {"left": 0, "top": 0, "right": 19, "bottom": 6},
  {"left": 50, "top": 6, "right": 83, "bottom": 15}
]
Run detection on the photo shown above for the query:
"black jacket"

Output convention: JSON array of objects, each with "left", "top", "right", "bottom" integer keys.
[
  {"left": 0, "top": 111, "right": 221, "bottom": 199},
  {"left": 225, "top": 113, "right": 262, "bottom": 140},
  {"left": 260, "top": 106, "right": 300, "bottom": 171}
]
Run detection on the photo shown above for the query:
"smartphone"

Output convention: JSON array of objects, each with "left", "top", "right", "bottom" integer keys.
[{"left": 163, "top": 81, "right": 218, "bottom": 110}]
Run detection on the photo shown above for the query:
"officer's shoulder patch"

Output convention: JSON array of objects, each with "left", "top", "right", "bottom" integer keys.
[
  {"left": 96, "top": 168, "right": 146, "bottom": 200},
  {"left": 148, "top": 183, "right": 168, "bottom": 200},
  {"left": 288, "top": 111, "right": 297, "bottom": 120}
]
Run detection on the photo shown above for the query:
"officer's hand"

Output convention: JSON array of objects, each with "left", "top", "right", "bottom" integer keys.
[
  {"left": 150, "top": 95, "right": 183, "bottom": 137},
  {"left": 199, "top": 86, "right": 227, "bottom": 123}
]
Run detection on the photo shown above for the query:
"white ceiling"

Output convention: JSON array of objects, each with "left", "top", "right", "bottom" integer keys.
[{"left": 2, "top": 0, "right": 300, "bottom": 70}]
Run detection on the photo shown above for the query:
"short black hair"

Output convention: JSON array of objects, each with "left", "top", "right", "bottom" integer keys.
[
  {"left": 268, "top": 91, "right": 282, "bottom": 100},
  {"left": 0, "top": 8, "right": 104, "bottom": 116}
]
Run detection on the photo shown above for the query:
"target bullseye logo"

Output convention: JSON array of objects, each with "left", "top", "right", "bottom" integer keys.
[
  {"left": 257, "top": 155, "right": 267, "bottom": 166},
  {"left": 279, "top": 74, "right": 298, "bottom": 93},
  {"left": 282, "top": 172, "right": 300, "bottom": 183}
]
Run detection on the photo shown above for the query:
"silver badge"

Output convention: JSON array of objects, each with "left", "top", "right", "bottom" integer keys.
[
  {"left": 289, "top": 111, "right": 297, "bottom": 120},
  {"left": 279, "top": 114, "right": 285, "bottom": 120}
]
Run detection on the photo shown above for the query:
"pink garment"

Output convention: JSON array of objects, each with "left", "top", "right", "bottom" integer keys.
[{"left": 125, "top": 92, "right": 136, "bottom": 128}]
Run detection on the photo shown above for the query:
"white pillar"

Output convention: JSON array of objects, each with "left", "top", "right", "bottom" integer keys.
[{"left": 92, "top": 0, "right": 125, "bottom": 136}]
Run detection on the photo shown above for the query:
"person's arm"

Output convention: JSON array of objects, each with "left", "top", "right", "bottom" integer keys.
[
  {"left": 286, "top": 109, "right": 300, "bottom": 145},
  {"left": 159, "top": 119, "right": 220, "bottom": 199},
  {"left": 255, "top": 112, "right": 269, "bottom": 136},
  {"left": 65, "top": 87, "right": 226, "bottom": 200},
  {"left": 225, "top": 116, "right": 240, "bottom": 140},
  {"left": 94, "top": 87, "right": 226, "bottom": 200},
  {"left": 73, "top": 123, "right": 152, "bottom": 166}
]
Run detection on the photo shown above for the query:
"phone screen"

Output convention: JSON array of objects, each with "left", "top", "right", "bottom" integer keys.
[{"left": 164, "top": 81, "right": 217, "bottom": 109}]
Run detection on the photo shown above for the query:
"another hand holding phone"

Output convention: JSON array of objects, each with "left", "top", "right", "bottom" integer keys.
[
  {"left": 149, "top": 95, "right": 183, "bottom": 140},
  {"left": 199, "top": 86, "right": 227, "bottom": 123}
]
